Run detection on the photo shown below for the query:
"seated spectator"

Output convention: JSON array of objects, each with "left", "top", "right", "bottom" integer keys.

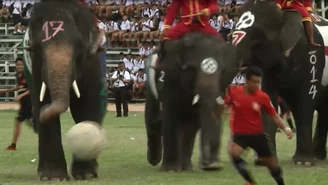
[
  {"left": 132, "top": 68, "right": 146, "bottom": 98},
  {"left": 150, "top": 14, "right": 164, "bottom": 41},
  {"left": 235, "top": 0, "right": 245, "bottom": 13},
  {"left": 150, "top": 4, "right": 160, "bottom": 20},
  {"left": 12, "top": 1, "right": 28, "bottom": 35},
  {"left": 140, "top": 2, "right": 151, "bottom": 18},
  {"left": 133, "top": 54, "right": 145, "bottom": 70},
  {"left": 124, "top": 53, "right": 135, "bottom": 72},
  {"left": 219, "top": 13, "right": 233, "bottom": 42},
  {"left": 227, "top": 15, "right": 239, "bottom": 42},
  {"left": 118, "top": 52, "right": 127, "bottom": 62},
  {"left": 105, "top": 18, "right": 119, "bottom": 46},
  {"left": 98, "top": 0, "right": 122, "bottom": 18},
  {"left": 133, "top": 15, "right": 153, "bottom": 45},
  {"left": 135, "top": 1, "right": 145, "bottom": 17},
  {"left": 122, "top": 17, "right": 139, "bottom": 47},
  {"left": 138, "top": 42, "right": 146, "bottom": 58},
  {"left": 122, "top": 0, "right": 135, "bottom": 18},
  {"left": 209, "top": 14, "right": 219, "bottom": 33},
  {"left": 112, "top": 15, "right": 130, "bottom": 47}
]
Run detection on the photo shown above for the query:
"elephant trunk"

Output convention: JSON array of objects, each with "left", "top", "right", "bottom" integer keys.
[
  {"left": 39, "top": 43, "right": 80, "bottom": 123},
  {"left": 195, "top": 72, "right": 222, "bottom": 168}
]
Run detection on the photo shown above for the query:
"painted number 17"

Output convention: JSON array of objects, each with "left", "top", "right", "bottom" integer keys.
[{"left": 42, "top": 21, "right": 64, "bottom": 42}]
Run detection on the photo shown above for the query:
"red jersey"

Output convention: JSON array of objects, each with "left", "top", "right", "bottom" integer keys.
[{"left": 225, "top": 86, "right": 276, "bottom": 134}]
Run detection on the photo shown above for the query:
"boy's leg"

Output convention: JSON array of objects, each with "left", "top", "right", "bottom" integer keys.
[
  {"left": 252, "top": 134, "right": 285, "bottom": 185},
  {"left": 5, "top": 108, "right": 26, "bottom": 150},
  {"left": 229, "top": 134, "right": 256, "bottom": 184}
]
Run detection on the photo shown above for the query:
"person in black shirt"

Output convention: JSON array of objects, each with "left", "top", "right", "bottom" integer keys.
[{"left": 2, "top": 58, "right": 32, "bottom": 151}]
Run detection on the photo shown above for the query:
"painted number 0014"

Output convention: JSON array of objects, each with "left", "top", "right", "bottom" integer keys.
[{"left": 309, "top": 51, "right": 318, "bottom": 99}]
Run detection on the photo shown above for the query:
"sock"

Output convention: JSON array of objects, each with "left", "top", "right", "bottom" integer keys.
[
  {"left": 232, "top": 156, "right": 256, "bottom": 183},
  {"left": 287, "top": 119, "right": 294, "bottom": 129},
  {"left": 269, "top": 167, "right": 285, "bottom": 185}
]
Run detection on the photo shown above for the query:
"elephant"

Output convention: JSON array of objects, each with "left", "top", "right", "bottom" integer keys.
[
  {"left": 144, "top": 32, "right": 240, "bottom": 171},
  {"left": 22, "top": 0, "right": 108, "bottom": 180},
  {"left": 232, "top": 0, "right": 328, "bottom": 165}
]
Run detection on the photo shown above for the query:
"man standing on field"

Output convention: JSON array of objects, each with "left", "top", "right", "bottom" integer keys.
[{"left": 223, "top": 67, "right": 293, "bottom": 185}]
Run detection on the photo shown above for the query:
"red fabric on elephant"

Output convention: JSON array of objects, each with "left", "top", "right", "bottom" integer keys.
[
  {"left": 275, "top": 0, "right": 312, "bottom": 22},
  {"left": 225, "top": 86, "right": 276, "bottom": 134},
  {"left": 163, "top": 0, "right": 222, "bottom": 40}
]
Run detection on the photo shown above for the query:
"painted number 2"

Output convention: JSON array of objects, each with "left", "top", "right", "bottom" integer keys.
[
  {"left": 158, "top": 71, "right": 165, "bottom": 82},
  {"left": 308, "top": 51, "right": 318, "bottom": 99},
  {"left": 42, "top": 21, "right": 64, "bottom": 42}
]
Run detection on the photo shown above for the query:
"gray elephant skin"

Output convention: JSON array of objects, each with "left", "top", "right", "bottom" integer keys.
[
  {"left": 22, "top": 0, "right": 107, "bottom": 180},
  {"left": 233, "top": 0, "right": 328, "bottom": 165},
  {"left": 145, "top": 33, "right": 240, "bottom": 171}
]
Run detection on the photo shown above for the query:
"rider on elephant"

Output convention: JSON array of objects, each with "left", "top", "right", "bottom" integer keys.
[
  {"left": 162, "top": 0, "right": 223, "bottom": 41},
  {"left": 275, "top": 0, "right": 321, "bottom": 48}
]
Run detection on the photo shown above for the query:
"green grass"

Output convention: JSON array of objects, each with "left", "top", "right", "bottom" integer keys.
[{"left": 0, "top": 110, "right": 327, "bottom": 185}]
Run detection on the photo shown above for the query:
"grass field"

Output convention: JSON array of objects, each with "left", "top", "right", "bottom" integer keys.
[{"left": 0, "top": 110, "right": 327, "bottom": 185}]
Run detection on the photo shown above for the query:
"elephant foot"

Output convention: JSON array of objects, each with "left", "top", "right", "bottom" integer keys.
[
  {"left": 199, "top": 161, "right": 223, "bottom": 171},
  {"left": 314, "top": 150, "right": 327, "bottom": 161},
  {"left": 39, "top": 169, "right": 69, "bottom": 181},
  {"left": 181, "top": 161, "right": 193, "bottom": 171},
  {"left": 71, "top": 159, "right": 98, "bottom": 180},
  {"left": 147, "top": 146, "right": 162, "bottom": 166},
  {"left": 160, "top": 161, "right": 181, "bottom": 172},
  {"left": 292, "top": 156, "right": 315, "bottom": 166},
  {"left": 313, "top": 143, "right": 327, "bottom": 161}
]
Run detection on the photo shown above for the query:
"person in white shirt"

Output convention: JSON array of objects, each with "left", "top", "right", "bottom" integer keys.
[
  {"left": 124, "top": 53, "right": 135, "bottom": 72},
  {"left": 12, "top": 1, "right": 27, "bottom": 35},
  {"left": 141, "top": 2, "right": 151, "bottom": 18},
  {"left": 219, "top": 13, "right": 233, "bottom": 42},
  {"left": 231, "top": 74, "right": 246, "bottom": 85},
  {"left": 150, "top": 4, "right": 160, "bottom": 20},
  {"left": 149, "top": 14, "right": 164, "bottom": 41},
  {"left": 132, "top": 68, "right": 146, "bottom": 98},
  {"left": 122, "top": 17, "right": 139, "bottom": 47},
  {"left": 133, "top": 15, "right": 153, "bottom": 44},
  {"left": 209, "top": 15, "right": 220, "bottom": 32},
  {"left": 133, "top": 54, "right": 145, "bottom": 70},
  {"left": 112, "top": 15, "right": 130, "bottom": 47},
  {"left": 111, "top": 62, "right": 131, "bottom": 117},
  {"left": 105, "top": 19, "right": 119, "bottom": 46},
  {"left": 137, "top": 42, "right": 146, "bottom": 58}
]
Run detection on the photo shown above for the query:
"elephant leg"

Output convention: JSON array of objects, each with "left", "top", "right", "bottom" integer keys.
[
  {"left": 292, "top": 93, "right": 315, "bottom": 165},
  {"left": 180, "top": 119, "right": 199, "bottom": 171},
  {"left": 313, "top": 102, "right": 328, "bottom": 160},
  {"left": 38, "top": 97, "right": 69, "bottom": 181},
  {"left": 145, "top": 92, "right": 162, "bottom": 166},
  {"left": 160, "top": 97, "right": 180, "bottom": 171},
  {"left": 69, "top": 78, "right": 107, "bottom": 180}
]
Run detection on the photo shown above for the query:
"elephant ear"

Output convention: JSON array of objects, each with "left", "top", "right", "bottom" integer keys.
[{"left": 279, "top": 10, "right": 303, "bottom": 57}]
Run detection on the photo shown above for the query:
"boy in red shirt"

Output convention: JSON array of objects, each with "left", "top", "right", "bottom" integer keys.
[{"left": 224, "top": 67, "right": 293, "bottom": 185}]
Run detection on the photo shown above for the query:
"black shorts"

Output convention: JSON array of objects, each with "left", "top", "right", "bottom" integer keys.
[
  {"left": 232, "top": 133, "right": 274, "bottom": 157},
  {"left": 17, "top": 96, "right": 32, "bottom": 122}
]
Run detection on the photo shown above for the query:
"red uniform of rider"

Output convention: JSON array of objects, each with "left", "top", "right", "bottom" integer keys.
[
  {"left": 275, "top": 0, "right": 321, "bottom": 48},
  {"left": 163, "top": 0, "right": 222, "bottom": 41}
]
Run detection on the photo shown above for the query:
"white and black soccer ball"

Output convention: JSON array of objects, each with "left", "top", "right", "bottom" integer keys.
[{"left": 66, "top": 121, "right": 108, "bottom": 161}]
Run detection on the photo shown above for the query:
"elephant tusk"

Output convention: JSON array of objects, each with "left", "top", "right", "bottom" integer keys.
[
  {"left": 216, "top": 96, "right": 225, "bottom": 105},
  {"left": 72, "top": 80, "right": 80, "bottom": 98},
  {"left": 39, "top": 82, "right": 46, "bottom": 102},
  {"left": 192, "top": 94, "right": 200, "bottom": 105}
]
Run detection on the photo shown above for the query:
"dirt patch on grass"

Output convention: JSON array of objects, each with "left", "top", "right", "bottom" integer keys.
[{"left": 0, "top": 102, "right": 145, "bottom": 112}]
